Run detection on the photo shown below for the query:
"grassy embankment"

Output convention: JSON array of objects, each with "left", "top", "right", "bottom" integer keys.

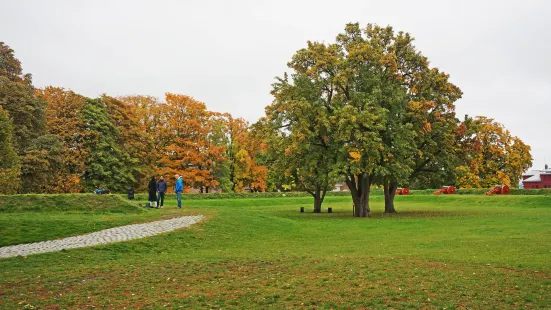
[
  {"left": 0, "top": 194, "right": 202, "bottom": 247},
  {"left": 1, "top": 193, "right": 551, "bottom": 308}
]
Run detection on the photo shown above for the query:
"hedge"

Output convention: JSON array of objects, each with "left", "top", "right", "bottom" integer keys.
[{"left": 123, "top": 188, "right": 551, "bottom": 201}]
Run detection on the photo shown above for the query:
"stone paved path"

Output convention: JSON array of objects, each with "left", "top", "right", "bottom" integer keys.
[{"left": 0, "top": 215, "right": 203, "bottom": 259}]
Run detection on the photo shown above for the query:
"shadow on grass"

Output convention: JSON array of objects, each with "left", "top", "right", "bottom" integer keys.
[{"left": 271, "top": 209, "right": 472, "bottom": 221}]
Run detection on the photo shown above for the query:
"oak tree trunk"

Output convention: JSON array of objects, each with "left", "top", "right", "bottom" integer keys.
[
  {"left": 312, "top": 185, "right": 327, "bottom": 213},
  {"left": 313, "top": 194, "right": 322, "bottom": 213},
  {"left": 384, "top": 181, "right": 398, "bottom": 213},
  {"left": 346, "top": 173, "right": 371, "bottom": 217}
]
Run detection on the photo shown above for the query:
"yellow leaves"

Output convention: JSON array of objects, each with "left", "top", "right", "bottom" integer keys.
[
  {"left": 408, "top": 101, "right": 422, "bottom": 112},
  {"left": 496, "top": 171, "right": 511, "bottom": 187},
  {"left": 455, "top": 166, "right": 480, "bottom": 189},
  {"left": 457, "top": 115, "right": 532, "bottom": 189},
  {"left": 380, "top": 53, "right": 398, "bottom": 73},
  {"left": 408, "top": 100, "right": 435, "bottom": 113},
  {"left": 349, "top": 151, "right": 361, "bottom": 162}
]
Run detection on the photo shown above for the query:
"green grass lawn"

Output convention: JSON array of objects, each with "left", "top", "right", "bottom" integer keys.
[
  {"left": 1, "top": 194, "right": 550, "bottom": 309},
  {"left": 0, "top": 194, "right": 203, "bottom": 247}
]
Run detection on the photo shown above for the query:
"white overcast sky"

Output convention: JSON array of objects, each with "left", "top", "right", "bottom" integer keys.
[{"left": 2, "top": 0, "right": 550, "bottom": 169}]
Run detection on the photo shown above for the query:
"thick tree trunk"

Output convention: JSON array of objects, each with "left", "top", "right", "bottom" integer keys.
[
  {"left": 312, "top": 186, "right": 326, "bottom": 213},
  {"left": 346, "top": 174, "right": 371, "bottom": 217},
  {"left": 205, "top": 186, "right": 209, "bottom": 193},
  {"left": 384, "top": 181, "right": 398, "bottom": 213},
  {"left": 313, "top": 194, "right": 322, "bottom": 213}
]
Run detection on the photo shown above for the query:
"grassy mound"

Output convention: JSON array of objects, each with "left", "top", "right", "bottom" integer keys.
[
  {"left": 0, "top": 194, "right": 142, "bottom": 213},
  {"left": 0, "top": 194, "right": 195, "bottom": 247}
]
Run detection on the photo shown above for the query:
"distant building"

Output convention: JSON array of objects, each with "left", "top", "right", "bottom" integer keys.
[
  {"left": 333, "top": 182, "right": 350, "bottom": 192},
  {"left": 522, "top": 164, "right": 551, "bottom": 189}
]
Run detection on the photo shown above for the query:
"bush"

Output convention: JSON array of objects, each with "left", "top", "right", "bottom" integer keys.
[
  {"left": 126, "top": 191, "right": 356, "bottom": 201},
  {"left": 122, "top": 188, "right": 551, "bottom": 201},
  {"left": 455, "top": 188, "right": 489, "bottom": 195}
]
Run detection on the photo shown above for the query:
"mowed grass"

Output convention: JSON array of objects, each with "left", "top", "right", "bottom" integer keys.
[
  {"left": 0, "top": 194, "right": 202, "bottom": 247},
  {"left": 1, "top": 194, "right": 551, "bottom": 309}
]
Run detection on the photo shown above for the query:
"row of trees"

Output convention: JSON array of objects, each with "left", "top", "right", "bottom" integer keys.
[
  {"left": 0, "top": 42, "right": 268, "bottom": 194},
  {"left": 259, "top": 23, "right": 532, "bottom": 216},
  {"left": 0, "top": 26, "right": 532, "bottom": 214}
]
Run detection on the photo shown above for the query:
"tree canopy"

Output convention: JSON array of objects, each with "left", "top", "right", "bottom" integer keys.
[{"left": 0, "top": 33, "right": 532, "bottom": 203}]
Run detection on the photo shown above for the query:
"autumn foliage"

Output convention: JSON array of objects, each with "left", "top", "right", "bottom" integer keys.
[
  {"left": 0, "top": 35, "right": 532, "bottom": 197},
  {"left": 0, "top": 41, "right": 269, "bottom": 194},
  {"left": 455, "top": 116, "right": 532, "bottom": 189}
]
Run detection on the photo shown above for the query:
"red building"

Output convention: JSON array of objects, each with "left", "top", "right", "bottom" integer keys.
[{"left": 522, "top": 165, "right": 551, "bottom": 189}]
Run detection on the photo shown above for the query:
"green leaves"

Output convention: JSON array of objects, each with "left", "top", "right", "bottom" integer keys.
[
  {"left": 82, "top": 98, "right": 138, "bottom": 192},
  {"left": 264, "top": 22, "right": 465, "bottom": 214}
]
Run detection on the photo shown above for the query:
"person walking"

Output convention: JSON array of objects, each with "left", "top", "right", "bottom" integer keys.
[
  {"left": 156, "top": 175, "right": 168, "bottom": 208},
  {"left": 174, "top": 174, "right": 184, "bottom": 209},
  {"left": 148, "top": 176, "right": 157, "bottom": 208}
]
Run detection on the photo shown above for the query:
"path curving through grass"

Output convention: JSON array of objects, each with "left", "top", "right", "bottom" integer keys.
[{"left": 0, "top": 215, "right": 203, "bottom": 258}]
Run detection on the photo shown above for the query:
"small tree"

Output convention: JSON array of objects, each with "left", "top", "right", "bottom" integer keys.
[
  {"left": 455, "top": 116, "right": 532, "bottom": 188},
  {"left": 266, "top": 72, "right": 340, "bottom": 212}
]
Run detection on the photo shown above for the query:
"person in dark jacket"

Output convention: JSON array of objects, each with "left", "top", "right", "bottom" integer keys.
[
  {"left": 156, "top": 175, "right": 168, "bottom": 208},
  {"left": 148, "top": 176, "right": 157, "bottom": 207}
]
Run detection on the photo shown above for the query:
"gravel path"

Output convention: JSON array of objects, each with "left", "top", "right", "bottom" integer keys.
[{"left": 0, "top": 215, "right": 204, "bottom": 259}]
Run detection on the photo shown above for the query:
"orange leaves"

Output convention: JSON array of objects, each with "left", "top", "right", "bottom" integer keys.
[
  {"left": 423, "top": 121, "right": 432, "bottom": 133},
  {"left": 37, "top": 87, "right": 89, "bottom": 193},
  {"left": 158, "top": 93, "right": 228, "bottom": 192},
  {"left": 153, "top": 104, "right": 269, "bottom": 193},
  {"left": 251, "top": 165, "right": 268, "bottom": 192},
  {"left": 455, "top": 124, "right": 467, "bottom": 136}
]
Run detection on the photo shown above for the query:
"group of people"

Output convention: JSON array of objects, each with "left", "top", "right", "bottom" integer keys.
[{"left": 148, "top": 174, "right": 184, "bottom": 208}]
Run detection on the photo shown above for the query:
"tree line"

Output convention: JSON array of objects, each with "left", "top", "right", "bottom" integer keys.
[
  {"left": 0, "top": 23, "right": 532, "bottom": 218},
  {"left": 0, "top": 42, "right": 268, "bottom": 194}
]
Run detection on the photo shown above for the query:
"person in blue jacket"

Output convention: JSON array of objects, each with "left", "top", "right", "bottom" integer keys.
[{"left": 174, "top": 174, "right": 184, "bottom": 209}]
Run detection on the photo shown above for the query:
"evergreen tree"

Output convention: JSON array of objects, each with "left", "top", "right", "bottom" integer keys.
[{"left": 82, "top": 98, "right": 138, "bottom": 192}]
